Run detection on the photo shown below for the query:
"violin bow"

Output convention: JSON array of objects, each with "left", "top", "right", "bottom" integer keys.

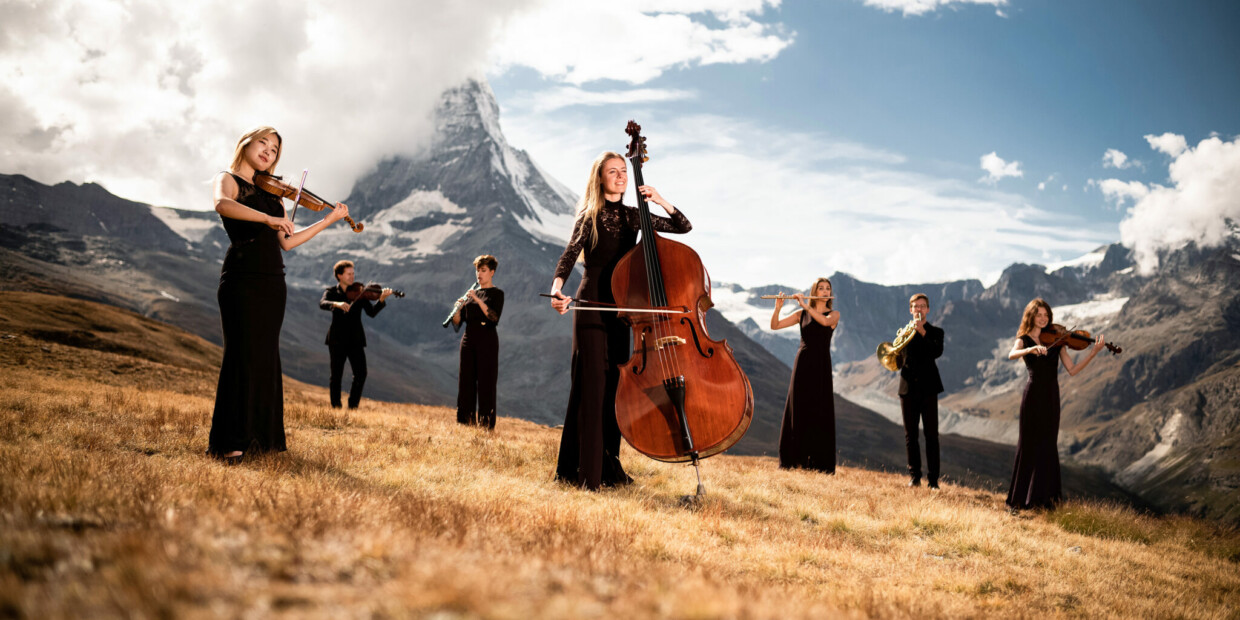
[
  {"left": 285, "top": 169, "right": 308, "bottom": 235},
  {"left": 538, "top": 294, "right": 690, "bottom": 314}
]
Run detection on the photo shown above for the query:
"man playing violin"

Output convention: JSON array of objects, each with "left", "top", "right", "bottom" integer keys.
[
  {"left": 898, "top": 293, "right": 945, "bottom": 489},
  {"left": 320, "top": 260, "right": 392, "bottom": 409}
]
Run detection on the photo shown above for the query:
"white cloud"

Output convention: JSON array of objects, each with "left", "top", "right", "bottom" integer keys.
[
  {"left": 491, "top": 0, "right": 792, "bottom": 85},
  {"left": 501, "top": 110, "right": 1111, "bottom": 287},
  {"left": 1118, "top": 135, "right": 1240, "bottom": 273},
  {"left": 861, "top": 0, "right": 1008, "bottom": 17},
  {"left": 506, "top": 86, "right": 698, "bottom": 114},
  {"left": 1094, "top": 179, "right": 1152, "bottom": 208},
  {"left": 1038, "top": 173, "right": 1056, "bottom": 191},
  {"left": 979, "top": 151, "right": 1023, "bottom": 184},
  {"left": 0, "top": 0, "right": 540, "bottom": 210},
  {"left": 1102, "top": 148, "right": 1139, "bottom": 169},
  {"left": 1144, "top": 132, "right": 1189, "bottom": 157}
]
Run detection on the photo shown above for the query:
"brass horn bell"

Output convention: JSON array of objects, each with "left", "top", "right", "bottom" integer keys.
[{"left": 876, "top": 313, "right": 921, "bottom": 372}]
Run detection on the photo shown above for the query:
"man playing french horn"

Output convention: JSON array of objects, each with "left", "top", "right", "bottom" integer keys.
[{"left": 895, "top": 294, "right": 944, "bottom": 489}]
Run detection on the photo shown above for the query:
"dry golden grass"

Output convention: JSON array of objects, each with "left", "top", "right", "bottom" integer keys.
[{"left": 2, "top": 333, "right": 1239, "bottom": 619}]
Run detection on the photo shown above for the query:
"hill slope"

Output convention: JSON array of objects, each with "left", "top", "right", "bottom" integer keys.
[{"left": 2, "top": 293, "right": 1237, "bottom": 618}]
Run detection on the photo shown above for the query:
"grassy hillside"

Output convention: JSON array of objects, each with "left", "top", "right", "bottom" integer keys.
[{"left": 1, "top": 294, "right": 1238, "bottom": 618}]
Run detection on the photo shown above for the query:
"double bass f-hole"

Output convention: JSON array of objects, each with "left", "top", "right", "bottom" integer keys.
[{"left": 679, "top": 317, "right": 714, "bottom": 358}]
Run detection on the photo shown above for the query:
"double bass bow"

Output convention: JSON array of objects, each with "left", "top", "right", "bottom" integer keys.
[{"left": 610, "top": 121, "right": 753, "bottom": 499}]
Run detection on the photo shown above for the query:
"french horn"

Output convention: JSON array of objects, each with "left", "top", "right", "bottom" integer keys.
[{"left": 876, "top": 313, "right": 921, "bottom": 372}]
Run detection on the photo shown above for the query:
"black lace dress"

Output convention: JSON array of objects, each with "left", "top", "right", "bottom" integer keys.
[
  {"left": 552, "top": 199, "right": 691, "bottom": 489},
  {"left": 778, "top": 310, "right": 836, "bottom": 473},
  {"left": 1006, "top": 335, "right": 1064, "bottom": 509},
  {"left": 207, "top": 173, "right": 287, "bottom": 456}
]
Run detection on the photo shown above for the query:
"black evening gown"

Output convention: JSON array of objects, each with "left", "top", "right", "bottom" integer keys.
[
  {"left": 207, "top": 173, "right": 287, "bottom": 456},
  {"left": 457, "top": 287, "right": 504, "bottom": 429},
  {"left": 1006, "top": 335, "right": 1064, "bottom": 509},
  {"left": 552, "top": 199, "right": 692, "bottom": 490},
  {"left": 778, "top": 310, "right": 836, "bottom": 473}
]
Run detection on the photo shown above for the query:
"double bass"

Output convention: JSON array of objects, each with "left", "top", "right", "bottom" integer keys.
[{"left": 611, "top": 121, "right": 753, "bottom": 496}]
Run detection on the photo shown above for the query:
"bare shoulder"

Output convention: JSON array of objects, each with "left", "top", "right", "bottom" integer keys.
[{"left": 214, "top": 171, "right": 239, "bottom": 199}]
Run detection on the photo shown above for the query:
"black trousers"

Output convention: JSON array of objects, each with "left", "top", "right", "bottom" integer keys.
[
  {"left": 457, "top": 330, "right": 498, "bottom": 428},
  {"left": 328, "top": 343, "right": 367, "bottom": 409},
  {"left": 901, "top": 391, "right": 940, "bottom": 482}
]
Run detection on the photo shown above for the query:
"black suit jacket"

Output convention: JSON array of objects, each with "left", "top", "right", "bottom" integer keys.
[
  {"left": 898, "top": 322, "right": 945, "bottom": 397},
  {"left": 320, "top": 285, "right": 385, "bottom": 348}
]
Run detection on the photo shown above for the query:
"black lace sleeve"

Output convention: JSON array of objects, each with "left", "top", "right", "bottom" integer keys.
[
  {"left": 554, "top": 213, "right": 587, "bottom": 282},
  {"left": 622, "top": 206, "right": 692, "bottom": 234}
]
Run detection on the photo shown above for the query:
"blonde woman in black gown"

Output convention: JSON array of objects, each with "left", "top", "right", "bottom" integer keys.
[
  {"left": 770, "top": 277, "right": 840, "bottom": 473},
  {"left": 548, "top": 151, "right": 692, "bottom": 490},
  {"left": 207, "top": 126, "right": 351, "bottom": 462},
  {"left": 1005, "top": 298, "right": 1105, "bottom": 510}
]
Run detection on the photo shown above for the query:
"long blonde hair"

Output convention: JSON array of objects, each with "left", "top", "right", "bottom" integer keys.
[
  {"left": 1017, "top": 298, "right": 1053, "bottom": 337},
  {"left": 808, "top": 277, "right": 833, "bottom": 312},
  {"left": 576, "top": 151, "right": 626, "bottom": 253},
  {"left": 228, "top": 126, "right": 282, "bottom": 175}
]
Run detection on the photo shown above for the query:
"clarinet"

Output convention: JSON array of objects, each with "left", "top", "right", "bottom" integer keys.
[{"left": 442, "top": 281, "right": 481, "bottom": 327}]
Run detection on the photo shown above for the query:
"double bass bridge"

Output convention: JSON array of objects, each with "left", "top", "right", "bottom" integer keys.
[{"left": 655, "top": 336, "right": 686, "bottom": 350}]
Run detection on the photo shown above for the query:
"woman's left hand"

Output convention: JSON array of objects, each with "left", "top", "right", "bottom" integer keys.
[
  {"left": 1093, "top": 334, "right": 1106, "bottom": 353},
  {"left": 792, "top": 292, "right": 808, "bottom": 309},
  {"left": 638, "top": 185, "right": 668, "bottom": 208},
  {"left": 466, "top": 289, "right": 480, "bottom": 303},
  {"left": 327, "top": 202, "right": 350, "bottom": 224}
]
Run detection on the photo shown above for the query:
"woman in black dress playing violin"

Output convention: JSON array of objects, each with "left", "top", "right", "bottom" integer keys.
[
  {"left": 1005, "top": 298, "right": 1106, "bottom": 510},
  {"left": 548, "top": 151, "right": 692, "bottom": 490},
  {"left": 207, "top": 126, "right": 352, "bottom": 462}
]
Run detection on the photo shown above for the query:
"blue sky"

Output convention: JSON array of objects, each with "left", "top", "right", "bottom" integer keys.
[
  {"left": 2, "top": 0, "right": 1236, "bottom": 287},
  {"left": 488, "top": 0, "right": 1240, "bottom": 286}
]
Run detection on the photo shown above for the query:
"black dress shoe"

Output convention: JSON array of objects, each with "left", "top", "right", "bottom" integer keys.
[
  {"left": 908, "top": 478, "right": 921, "bottom": 487},
  {"left": 928, "top": 480, "right": 940, "bottom": 489}
]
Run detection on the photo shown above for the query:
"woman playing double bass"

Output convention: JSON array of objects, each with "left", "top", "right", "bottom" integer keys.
[
  {"left": 548, "top": 152, "right": 692, "bottom": 490},
  {"left": 207, "top": 127, "right": 352, "bottom": 462},
  {"left": 1005, "top": 298, "right": 1106, "bottom": 510}
]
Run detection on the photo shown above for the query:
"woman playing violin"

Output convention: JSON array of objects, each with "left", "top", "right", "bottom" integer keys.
[
  {"left": 207, "top": 126, "right": 352, "bottom": 463},
  {"left": 548, "top": 151, "right": 692, "bottom": 490},
  {"left": 770, "top": 278, "right": 841, "bottom": 473},
  {"left": 1004, "top": 297, "right": 1106, "bottom": 510}
]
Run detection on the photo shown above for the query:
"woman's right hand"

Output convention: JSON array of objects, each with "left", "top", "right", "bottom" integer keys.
[
  {"left": 265, "top": 214, "right": 294, "bottom": 236},
  {"left": 1029, "top": 345, "right": 1048, "bottom": 356},
  {"left": 549, "top": 285, "right": 572, "bottom": 315},
  {"left": 773, "top": 292, "right": 784, "bottom": 310}
]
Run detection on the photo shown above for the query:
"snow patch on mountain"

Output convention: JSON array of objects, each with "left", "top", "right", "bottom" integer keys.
[
  {"left": 387, "top": 188, "right": 466, "bottom": 217},
  {"left": 149, "top": 206, "right": 216, "bottom": 245},
  {"left": 1046, "top": 247, "right": 1107, "bottom": 273},
  {"left": 1054, "top": 294, "right": 1129, "bottom": 329},
  {"left": 308, "top": 189, "right": 470, "bottom": 263}
]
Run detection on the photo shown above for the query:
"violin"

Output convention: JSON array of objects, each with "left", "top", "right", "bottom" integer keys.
[
  {"left": 345, "top": 282, "right": 403, "bottom": 302},
  {"left": 253, "top": 171, "right": 364, "bottom": 233},
  {"left": 1038, "top": 324, "right": 1122, "bottom": 355},
  {"left": 610, "top": 121, "right": 753, "bottom": 496}
]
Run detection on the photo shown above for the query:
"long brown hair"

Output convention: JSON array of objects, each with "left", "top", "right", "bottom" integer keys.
[
  {"left": 228, "top": 126, "right": 282, "bottom": 175},
  {"left": 576, "top": 151, "right": 626, "bottom": 255},
  {"left": 1017, "top": 297, "right": 1052, "bottom": 337},
  {"left": 808, "top": 277, "right": 833, "bottom": 313}
]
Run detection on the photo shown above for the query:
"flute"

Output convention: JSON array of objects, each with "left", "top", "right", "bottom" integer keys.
[{"left": 759, "top": 295, "right": 834, "bottom": 300}]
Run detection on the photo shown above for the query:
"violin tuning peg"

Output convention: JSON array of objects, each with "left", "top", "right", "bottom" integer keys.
[{"left": 641, "top": 157, "right": 649, "bottom": 163}]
